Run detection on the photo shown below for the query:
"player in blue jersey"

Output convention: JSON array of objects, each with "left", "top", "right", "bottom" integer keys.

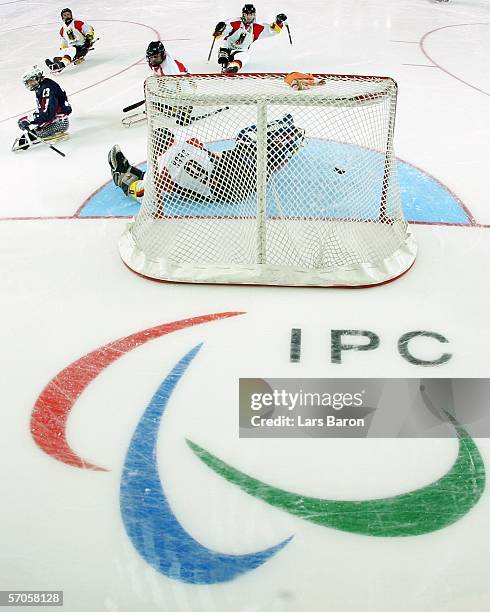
[{"left": 13, "top": 66, "right": 72, "bottom": 151}]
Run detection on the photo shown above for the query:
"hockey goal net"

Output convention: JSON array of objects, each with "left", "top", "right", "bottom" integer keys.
[{"left": 119, "top": 73, "right": 417, "bottom": 287}]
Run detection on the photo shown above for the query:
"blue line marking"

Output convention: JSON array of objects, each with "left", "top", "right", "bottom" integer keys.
[
  {"left": 81, "top": 140, "right": 470, "bottom": 224},
  {"left": 120, "top": 344, "right": 291, "bottom": 584}
]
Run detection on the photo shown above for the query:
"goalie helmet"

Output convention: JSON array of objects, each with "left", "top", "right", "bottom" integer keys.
[
  {"left": 60, "top": 7, "right": 73, "bottom": 25},
  {"left": 22, "top": 65, "right": 43, "bottom": 91},
  {"left": 242, "top": 4, "right": 256, "bottom": 24},
  {"left": 146, "top": 41, "right": 166, "bottom": 66}
]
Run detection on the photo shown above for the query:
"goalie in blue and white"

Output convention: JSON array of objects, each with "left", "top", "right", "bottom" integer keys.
[
  {"left": 13, "top": 66, "right": 72, "bottom": 152},
  {"left": 108, "top": 114, "right": 305, "bottom": 212}
]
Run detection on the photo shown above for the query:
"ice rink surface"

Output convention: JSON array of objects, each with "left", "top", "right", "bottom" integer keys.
[{"left": 1, "top": 0, "right": 490, "bottom": 610}]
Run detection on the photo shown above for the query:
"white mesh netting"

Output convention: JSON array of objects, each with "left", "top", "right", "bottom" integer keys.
[{"left": 119, "top": 73, "right": 417, "bottom": 286}]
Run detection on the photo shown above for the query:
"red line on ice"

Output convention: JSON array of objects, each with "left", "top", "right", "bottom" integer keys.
[
  {"left": 420, "top": 24, "right": 490, "bottom": 97},
  {"left": 0, "top": 21, "right": 191, "bottom": 123}
]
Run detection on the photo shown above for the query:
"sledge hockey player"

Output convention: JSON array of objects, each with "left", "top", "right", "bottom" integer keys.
[
  {"left": 127, "top": 42, "right": 225, "bottom": 129},
  {"left": 122, "top": 41, "right": 191, "bottom": 128},
  {"left": 146, "top": 41, "right": 189, "bottom": 76},
  {"left": 212, "top": 4, "right": 287, "bottom": 73},
  {"left": 108, "top": 114, "right": 305, "bottom": 211},
  {"left": 45, "top": 8, "right": 95, "bottom": 73},
  {"left": 284, "top": 72, "right": 327, "bottom": 90},
  {"left": 13, "top": 66, "right": 72, "bottom": 152}
]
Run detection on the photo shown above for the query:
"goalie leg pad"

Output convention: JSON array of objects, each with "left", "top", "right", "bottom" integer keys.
[
  {"left": 108, "top": 145, "right": 129, "bottom": 175},
  {"left": 129, "top": 165, "right": 145, "bottom": 181},
  {"left": 108, "top": 145, "right": 145, "bottom": 195},
  {"left": 115, "top": 168, "right": 145, "bottom": 196}
]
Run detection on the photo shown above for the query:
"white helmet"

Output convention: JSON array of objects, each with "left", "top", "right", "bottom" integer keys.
[{"left": 22, "top": 65, "right": 43, "bottom": 91}]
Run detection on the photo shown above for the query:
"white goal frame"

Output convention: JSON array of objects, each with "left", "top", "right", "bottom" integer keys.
[{"left": 119, "top": 73, "right": 417, "bottom": 287}]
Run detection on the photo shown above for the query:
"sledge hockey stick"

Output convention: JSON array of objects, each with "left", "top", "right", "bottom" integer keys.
[
  {"left": 186, "top": 106, "right": 230, "bottom": 125},
  {"left": 123, "top": 100, "right": 145, "bottom": 113},
  {"left": 122, "top": 103, "right": 230, "bottom": 125},
  {"left": 26, "top": 129, "right": 66, "bottom": 157},
  {"left": 207, "top": 36, "right": 216, "bottom": 62},
  {"left": 87, "top": 37, "right": 100, "bottom": 50},
  {"left": 129, "top": 104, "right": 230, "bottom": 126},
  {"left": 285, "top": 23, "right": 293, "bottom": 45}
]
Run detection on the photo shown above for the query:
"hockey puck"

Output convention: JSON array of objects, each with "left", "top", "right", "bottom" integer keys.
[{"left": 334, "top": 167, "right": 346, "bottom": 175}]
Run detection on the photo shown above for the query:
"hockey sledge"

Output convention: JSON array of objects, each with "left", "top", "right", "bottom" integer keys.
[
  {"left": 45, "top": 53, "right": 88, "bottom": 75},
  {"left": 121, "top": 111, "right": 147, "bottom": 128},
  {"left": 12, "top": 131, "right": 70, "bottom": 153}
]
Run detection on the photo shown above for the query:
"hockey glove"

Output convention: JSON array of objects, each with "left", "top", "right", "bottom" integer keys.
[
  {"left": 18, "top": 118, "right": 31, "bottom": 131},
  {"left": 213, "top": 21, "right": 226, "bottom": 37},
  {"left": 276, "top": 13, "right": 287, "bottom": 24}
]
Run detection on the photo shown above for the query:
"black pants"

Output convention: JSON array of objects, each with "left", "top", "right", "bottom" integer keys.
[
  {"left": 74, "top": 45, "right": 90, "bottom": 61},
  {"left": 210, "top": 132, "right": 303, "bottom": 202},
  {"left": 209, "top": 142, "right": 258, "bottom": 202}
]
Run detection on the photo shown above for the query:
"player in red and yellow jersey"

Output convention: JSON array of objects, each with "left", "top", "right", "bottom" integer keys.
[
  {"left": 146, "top": 41, "right": 189, "bottom": 77},
  {"left": 212, "top": 4, "right": 287, "bottom": 73},
  {"left": 45, "top": 8, "right": 95, "bottom": 73}
]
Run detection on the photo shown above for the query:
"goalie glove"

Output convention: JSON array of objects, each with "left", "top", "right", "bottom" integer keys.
[
  {"left": 213, "top": 21, "right": 226, "bottom": 37},
  {"left": 284, "top": 72, "right": 326, "bottom": 90}
]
